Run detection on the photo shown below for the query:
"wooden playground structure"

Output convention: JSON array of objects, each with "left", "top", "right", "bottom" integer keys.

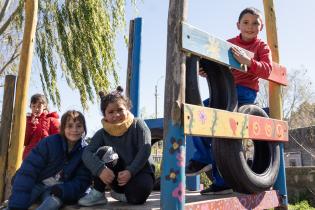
[{"left": 0, "top": 0, "right": 290, "bottom": 209}]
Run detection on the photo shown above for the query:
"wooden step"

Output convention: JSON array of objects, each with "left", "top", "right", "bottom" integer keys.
[{"left": 60, "top": 190, "right": 281, "bottom": 210}]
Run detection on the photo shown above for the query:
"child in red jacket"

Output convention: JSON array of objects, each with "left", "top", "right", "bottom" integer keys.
[{"left": 23, "top": 94, "right": 60, "bottom": 159}]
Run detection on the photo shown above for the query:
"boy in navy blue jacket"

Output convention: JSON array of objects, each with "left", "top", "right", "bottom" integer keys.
[{"left": 8, "top": 110, "right": 91, "bottom": 210}]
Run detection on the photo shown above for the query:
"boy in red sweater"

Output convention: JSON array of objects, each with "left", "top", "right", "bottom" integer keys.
[
  {"left": 23, "top": 94, "right": 60, "bottom": 159},
  {"left": 186, "top": 7, "right": 272, "bottom": 194}
]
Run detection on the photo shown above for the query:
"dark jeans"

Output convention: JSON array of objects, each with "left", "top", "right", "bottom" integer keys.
[{"left": 93, "top": 160, "right": 154, "bottom": 204}]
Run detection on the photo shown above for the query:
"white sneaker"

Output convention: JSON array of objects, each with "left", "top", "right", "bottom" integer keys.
[
  {"left": 110, "top": 190, "right": 127, "bottom": 202},
  {"left": 78, "top": 188, "right": 107, "bottom": 206}
]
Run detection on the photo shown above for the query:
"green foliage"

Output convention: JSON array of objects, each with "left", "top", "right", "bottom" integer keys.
[
  {"left": 289, "top": 200, "right": 315, "bottom": 210},
  {"left": 200, "top": 172, "right": 212, "bottom": 189},
  {"left": 35, "top": 0, "right": 134, "bottom": 109}
]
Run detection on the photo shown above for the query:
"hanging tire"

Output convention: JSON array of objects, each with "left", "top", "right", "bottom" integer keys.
[{"left": 214, "top": 105, "right": 280, "bottom": 193}]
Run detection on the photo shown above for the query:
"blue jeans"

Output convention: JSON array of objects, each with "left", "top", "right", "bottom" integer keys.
[
  {"left": 191, "top": 85, "right": 257, "bottom": 187},
  {"left": 30, "top": 184, "right": 62, "bottom": 210}
]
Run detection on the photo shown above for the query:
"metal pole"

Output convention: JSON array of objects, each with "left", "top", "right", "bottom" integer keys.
[{"left": 155, "top": 85, "right": 158, "bottom": 118}]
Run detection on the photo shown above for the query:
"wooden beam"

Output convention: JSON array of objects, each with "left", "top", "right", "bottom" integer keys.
[
  {"left": 185, "top": 190, "right": 281, "bottom": 210},
  {"left": 181, "top": 22, "right": 288, "bottom": 86},
  {"left": 0, "top": 75, "right": 16, "bottom": 202},
  {"left": 161, "top": 0, "right": 188, "bottom": 209},
  {"left": 263, "top": 1, "right": 288, "bottom": 209},
  {"left": 183, "top": 103, "right": 288, "bottom": 142},
  {"left": 5, "top": 0, "right": 38, "bottom": 199}
]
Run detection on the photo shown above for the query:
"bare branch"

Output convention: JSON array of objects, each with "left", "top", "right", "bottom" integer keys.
[
  {"left": 0, "top": 41, "right": 21, "bottom": 75},
  {"left": 0, "top": 3, "right": 20, "bottom": 35},
  {"left": 0, "top": 0, "right": 11, "bottom": 23}
]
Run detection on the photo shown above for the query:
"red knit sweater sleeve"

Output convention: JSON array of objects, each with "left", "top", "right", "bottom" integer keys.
[{"left": 249, "top": 42, "right": 272, "bottom": 79}]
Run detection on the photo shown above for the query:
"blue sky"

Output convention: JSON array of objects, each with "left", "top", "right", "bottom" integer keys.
[{"left": 2, "top": 0, "right": 314, "bottom": 136}]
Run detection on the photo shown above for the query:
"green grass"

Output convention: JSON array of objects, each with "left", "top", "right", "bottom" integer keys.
[{"left": 289, "top": 200, "right": 315, "bottom": 210}]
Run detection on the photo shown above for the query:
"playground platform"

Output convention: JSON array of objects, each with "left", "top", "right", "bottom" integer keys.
[{"left": 61, "top": 190, "right": 281, "bottom": 210}]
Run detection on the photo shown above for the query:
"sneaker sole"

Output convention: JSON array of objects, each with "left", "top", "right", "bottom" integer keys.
[
  {"left": 186, "top": 165, "right": 212, "bottom": 176},
  {"left": 200, "top": 189, "right": 233, "bottom": 195},
  {"left": 78, "top": 199, "right": 108, "bottom": 207}
]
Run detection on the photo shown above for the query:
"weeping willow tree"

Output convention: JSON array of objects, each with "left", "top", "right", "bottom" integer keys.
[
  {"left": 37, "top": 0, "right": 135, "bottom": 109},
  {"left": 1, "top": 0, "right": 135, "bottom": 108}
]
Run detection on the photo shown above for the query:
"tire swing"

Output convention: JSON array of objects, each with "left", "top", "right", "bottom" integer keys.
[
  {"left": 186, "top": 57, "right": 240, "bottom": 189},
  {"left": 186, "top": 57, "right": 280, "bottom": 193},
  {"left": 213, "top": 104, "right": 281, "bottom": 194}
]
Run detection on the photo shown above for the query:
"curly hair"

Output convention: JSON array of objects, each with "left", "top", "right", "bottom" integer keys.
[{"left": 99, "top": 86, "right": 132, "bottom": 116}]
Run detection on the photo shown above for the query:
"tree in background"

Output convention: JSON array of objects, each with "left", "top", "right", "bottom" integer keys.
[
  {"left": 257, "top": 67, "right": 315, "bottom": 128},
  {"left": 0, "top": 0, "right": 23, "bottom": 83},
  {"left": 0, "top": 0, "right": 135, "bottom": 108}
]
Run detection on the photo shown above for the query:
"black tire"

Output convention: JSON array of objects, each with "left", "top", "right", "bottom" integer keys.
[{"left": 215, "top": 105, "right": 280, "bottom": 193}]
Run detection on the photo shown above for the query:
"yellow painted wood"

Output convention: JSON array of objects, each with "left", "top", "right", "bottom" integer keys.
[
  {"left": 263, "top": 0, "right": 282, "bottom": 120},
  {"left": 6, "top": 0, "right": 38, "bottom": 199},
  {"left": 183, "top": 104, "right": 288, "bottom": 141}
]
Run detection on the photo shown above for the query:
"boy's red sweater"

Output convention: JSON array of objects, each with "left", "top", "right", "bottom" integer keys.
[
  {"left": 228, "top": 34, "right": 272, "bottom": 91},
  {"left": 23, "top": 112, "right": 60, "bottom": 159}
]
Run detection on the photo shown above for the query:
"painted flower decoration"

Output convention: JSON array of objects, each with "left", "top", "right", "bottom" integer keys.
[
  {"left": 206, "top": 37, "right": 221, "bottom": 61},
  {"left": 172, "top": 182, "right": 184, "bottom": 202},
  {"left": 166, "top": 168, "right": 179, "bottom": 183},
  {"left": 198, "top": 110, "right": 207, "bottom": 124},
  {"left": 176, "top": 150, "right": 185, "bottom": 167},
  {"left": 169, "top": 137, "right": 183, "bottom": 154}
]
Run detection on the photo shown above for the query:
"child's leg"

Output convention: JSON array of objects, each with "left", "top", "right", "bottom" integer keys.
[
  {"left": 123, "top": 172, "right": 154, "bottom": 204},
  {"left": 36, "top": 195, "right": 62, "bottom": 210},
  {"left": 93, "top": 176, "right": 107, "bottom": 193}
]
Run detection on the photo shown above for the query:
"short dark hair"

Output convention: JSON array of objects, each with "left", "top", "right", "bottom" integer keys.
[
  {"left": 238, "top": 7, "right": 262, "bottom": 22},
  {"left": 60, "top": 110, "right": 87, "bottom": 139},
  {"left": 30, "top": 94, "right": 47, "bottom": 105},
  {"left": 99, "top": 86, "right": 132, "bottom": 116}
]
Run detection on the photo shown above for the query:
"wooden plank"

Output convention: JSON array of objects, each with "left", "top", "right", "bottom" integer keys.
[
  {"left": 270, "top": 62, "right": 288, "bottom": 86},
  {"left": 60, "top": 190, "right": 280, "bottom": 210},
  {"left": 185, "top": 190, "right": 281, "bottom": 210},
  {"left": 183, "top": 104, "right": 288, "bottom": 142},
  {"left": 182, "top": 22, "right": 251, "bottom": 72},
  {"left": 182, "top": 22, "right": 288, "bottom": 86}
]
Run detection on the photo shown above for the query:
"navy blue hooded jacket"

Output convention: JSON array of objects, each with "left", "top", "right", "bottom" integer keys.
[{"left": 8, "top": 134, "right": 91, "bottom": 209}]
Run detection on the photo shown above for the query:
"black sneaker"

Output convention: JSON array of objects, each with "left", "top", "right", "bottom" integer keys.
[
  {"left": 200, "top": 185, "right": 233, "bottom": 195},
  {"left": 185, "top": 160, "right": 212, "bottom": 176}
]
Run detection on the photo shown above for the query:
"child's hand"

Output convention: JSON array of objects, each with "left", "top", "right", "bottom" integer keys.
[
  {"left": 117, "top": 170, "right": 131, "bottom": 186},
  {"left": 99, "top": 167, "right": 115, "bottom": 185},
  {"left": 199, "top": 67, "right": 207, "bottom": 78},
  {"left": 31, "top": 117, "right": 39, "bottom": 125},
  {"left": 231, "top": 46, "right": 251, "bottom": 67}
]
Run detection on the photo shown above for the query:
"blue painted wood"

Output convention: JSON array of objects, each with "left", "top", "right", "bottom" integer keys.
[
  {"left": 274, "top": 143, "right": 288, "bottom": 206},
  {"left": 182, "top": 22, "right": 253, "bottom": 72},
  {"left": 161, "top": 122, "right": 186, "bottom": 210},
  {"left": 145, "top": 118, "right": 163, "bottom": 129},
  {"left": 129, "top": 17, "right": 142, "bottom": 117},
  {"left": 186, "top": 136, "right": 200, "bottom": 191}
]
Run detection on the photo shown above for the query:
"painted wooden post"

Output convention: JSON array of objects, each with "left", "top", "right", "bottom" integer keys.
[
  {"left": 263, "top": 1, "right": 288, "bottom": 209},
  {"left": 129, "top": 17, "right": 142, "bottom": 117},
  {"left": 5, "top": 0, "right": 38, "bottom": 199},
  {"left": 0, "top": 75, "right": 16, "bottom": 201},
  {"left": 161, "top": 0, "right": 187, "bottom": 209},
  {"left": 125, "top": 19, "right": 135, "bottom": 99}
]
